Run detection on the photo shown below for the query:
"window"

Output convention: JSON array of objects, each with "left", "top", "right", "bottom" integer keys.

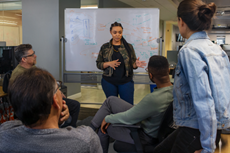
[{"left": 0, "top": 1, "right": 22, "bottom": 46}]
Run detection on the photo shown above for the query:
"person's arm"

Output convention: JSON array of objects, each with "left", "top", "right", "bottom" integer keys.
[
  {"left": 179, "top": 48, "right": 217, "bottom": 153},
  {"left": 105, "top": 94, "right": 160, "bottom": 124},
  {"left": 96, "top": 46, "right": 105, "bottom": 70},
  {"left": 129, "top": 44, "right": 146, "bottom": 69}
]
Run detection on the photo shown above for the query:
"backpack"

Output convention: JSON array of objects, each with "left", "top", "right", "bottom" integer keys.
[{"left": 3, "top": 70, "right": 12, "bottom": 93}]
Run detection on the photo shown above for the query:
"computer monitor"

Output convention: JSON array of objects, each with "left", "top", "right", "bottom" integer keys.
[
  {"left": 167, "top": 50, "right": 178, "bottom": 66},
  {"left": 0, "top": 46, "right": 18, "bottom": 74}
]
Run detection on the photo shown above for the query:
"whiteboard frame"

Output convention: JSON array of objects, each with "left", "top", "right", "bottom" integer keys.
[{"left": 61, "top": 8, "right": 162, "bottom": 84}]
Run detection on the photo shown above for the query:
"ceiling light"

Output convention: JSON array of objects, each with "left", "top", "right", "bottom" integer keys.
[{"left": 81, "top": 5, "right": 98, "bottom": 9}]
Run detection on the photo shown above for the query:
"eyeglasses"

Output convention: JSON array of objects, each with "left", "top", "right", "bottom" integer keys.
[
  {"left": 24, "top": 51, "right": 35, "bottom": 58},
  {"left": 54, "top": 84, "right": 59, "bottom": 94},
  {"left": 145, "top": 68, "right": 148, "bottom": 72},
  {"left": 54, "top": 81, "right": 62, "bottom": 94}
]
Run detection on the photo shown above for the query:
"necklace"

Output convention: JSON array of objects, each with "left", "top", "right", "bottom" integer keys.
[
  {"left": 113, "top": 44, "right": 120, "bottom": 52},
  {"left": 113, "top": 48, "right": 119, "bottom": 52}
]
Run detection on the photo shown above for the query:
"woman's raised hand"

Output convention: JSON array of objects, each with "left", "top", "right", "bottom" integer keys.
[
  {"left": 136, "top": 57, "right": 146, "bottom": 68},
  {"left": 109, "top": 59, "right": 121, "bottom": 70}
]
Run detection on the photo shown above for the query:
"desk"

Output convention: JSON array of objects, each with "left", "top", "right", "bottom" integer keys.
[{"left": 0, "top": 86, "right": 7, "bottom": 97}]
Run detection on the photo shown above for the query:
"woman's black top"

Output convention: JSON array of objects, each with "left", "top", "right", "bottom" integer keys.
[{"left": 103, "top": 45, "right": 132, "bottom": 85}]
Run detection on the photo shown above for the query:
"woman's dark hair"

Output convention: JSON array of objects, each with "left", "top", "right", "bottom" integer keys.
[
  {"left": 110, "top": 22, "right": 134, "bottom": 75},
  {"left": 8, "top": 67, "right": 56, "bottom": 127},
  {"left": 14, "top": 44, "right": 32, "bottom": 63},
  {"left": 177, "top": 0, "right": 216, "bottom": 31},
  {"left": 148, "top": 55, "right": 169, "bottom": 82},
  {"left": 110, "top": 22, "right": 123, "bottom": 31}
]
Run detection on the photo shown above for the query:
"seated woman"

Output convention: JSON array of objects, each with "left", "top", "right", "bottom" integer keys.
[{"left": 90, "top": 55, "right": 173, "bottom": 153}]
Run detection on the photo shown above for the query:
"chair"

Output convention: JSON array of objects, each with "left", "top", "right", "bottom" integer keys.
[{"left": 112, "top": 102, "right": 176, "bottom": 153}]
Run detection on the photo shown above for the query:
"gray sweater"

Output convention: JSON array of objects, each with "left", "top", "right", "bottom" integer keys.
[{"left": 0, "top": 120, "right": 102, "bottom": 153}]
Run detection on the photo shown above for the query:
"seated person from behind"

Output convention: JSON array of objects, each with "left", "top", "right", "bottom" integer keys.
[
  {"left": 10, "top": 44, "right": 80, "bottom": 127},
  {"left": 90, "top": 55, "right": 173, "bottom": 153},
  {"left": 0, "top": 67, "right": 102, "bottom": 153}
]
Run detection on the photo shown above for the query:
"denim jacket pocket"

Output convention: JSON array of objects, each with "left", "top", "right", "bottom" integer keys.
[{"left": 184, "top": 93, "right": 194, "bottom": 118}]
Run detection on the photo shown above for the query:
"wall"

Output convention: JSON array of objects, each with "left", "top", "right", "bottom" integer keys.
[
  {"left": 164, "top": 22, "right": 173, "bottom": 57},
  {"left": 59, "top": 0, "right": 81, "bottom": 97},
  {"left": 22, "top": 0, "right": 59, "bottom": 79}
]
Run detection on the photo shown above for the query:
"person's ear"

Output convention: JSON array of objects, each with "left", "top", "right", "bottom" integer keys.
[
  {"left": 52, "top": 94, "right": 61, "bottom": 110},
  {"left": 21, "top": 57, "right": 26, "bottom": 63},
  {"left": 149, "top": 72, "right": 153, "bottom": 80},
  {"left": 178, "top": 17, "right": 186, "bottom": 27}
]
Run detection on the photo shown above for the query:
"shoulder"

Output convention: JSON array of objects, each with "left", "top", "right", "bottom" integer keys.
[
  {"left": 144, "top": 86, "right": 173, "bottom": 104},
  {"left": 101, "top": 42, "right": 110, "bottom": 49},
  {"left": 181, "top": 39, "right": 223, "bottom": 56},
  {"left": 127, "top": 43, "right": 134, "bottom": 49},
  {"left": 0, "top": 120, "right": 23, "bottom": 132}
]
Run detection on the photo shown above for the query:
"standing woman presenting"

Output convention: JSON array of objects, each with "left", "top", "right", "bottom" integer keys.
[
  {"left": 96, "top": 22, "right": 146, "bottom": 105},
  {"left": 153, "top": 0, "right": 230, "bottom": 153}
]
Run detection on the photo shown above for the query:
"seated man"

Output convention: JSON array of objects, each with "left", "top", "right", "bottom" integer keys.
[
  {"left": 0, "top": 67, "right": 102, "bottom": 153},
  {"left": 90, "top": 55, "right": 173, "bottom": 153},
  {"left": 10, "top": 44, "right": 80, "bottom": 127}
]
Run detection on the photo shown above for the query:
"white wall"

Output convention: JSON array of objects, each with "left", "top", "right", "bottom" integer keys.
[{"left": 22, "top": 0, "right": 59, "bottom": 79}]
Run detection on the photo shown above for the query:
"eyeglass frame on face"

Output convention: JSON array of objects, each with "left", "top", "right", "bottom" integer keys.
[
  {"left": 54, "top": 83, "right": 61, "bottom": 94},
  {"left": 145, "top": 68, "right": 148, "bottom": 73},
  {"left": 24, "top": 51, "right": 35, "bottom": 58}
]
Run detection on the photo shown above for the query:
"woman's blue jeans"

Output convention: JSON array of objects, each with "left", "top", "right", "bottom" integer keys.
[{"left": 101, "top": 78, "right": 134, "bottom": 105}]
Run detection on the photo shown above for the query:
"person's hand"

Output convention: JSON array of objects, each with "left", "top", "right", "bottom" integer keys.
[
  {"left": 59, "top": 100, "right": 70, "bottom": 125},
  {"left": 101, "top": 118, "right": 111, "bottom": 134},
  {"left": 109, "top": 59, "right": 121, "bottom": 70},
  {"left": 135, "top": 57, "right": 146, "bottom": 68},
  {"left": 194, "top": 149, "right": 202, "bottom": 153}
]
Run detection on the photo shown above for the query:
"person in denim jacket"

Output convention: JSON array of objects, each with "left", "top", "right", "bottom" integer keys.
[
  {"left": 153, "top": 0, "right": 230, "bottom": 153},
  {"left": 96, "top": 22, "right": 146, "bottom": 105}
]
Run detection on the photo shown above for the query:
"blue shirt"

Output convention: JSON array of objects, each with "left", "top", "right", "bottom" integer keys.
[{"left": 173, "top": 31, "right": 230, "bottom": 153}]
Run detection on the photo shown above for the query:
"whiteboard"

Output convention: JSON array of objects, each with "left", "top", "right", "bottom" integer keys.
[{"left": 65, "top": 8, "right": 159, "bottom": 72}]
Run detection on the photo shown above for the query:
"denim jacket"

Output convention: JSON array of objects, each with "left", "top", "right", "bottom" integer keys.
[
  {"left": 173, "top": 31, "right": 230, "bottom": 153},
  {"left": 96, "top": 39, "right": 137, "bottom": 77}
]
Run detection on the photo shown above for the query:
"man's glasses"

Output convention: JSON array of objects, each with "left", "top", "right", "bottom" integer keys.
[
  {"left": 24, "top": 51, "right": 35, "bottom": 58},
  {"left": 145, "top": 68, "right": 148, "bottom": 72},
  {"left": 54, "top": 85, "right": 59, "bottom": 94},
  {"left": 54, "top": 81, "right": 62, "bottom": 94}
]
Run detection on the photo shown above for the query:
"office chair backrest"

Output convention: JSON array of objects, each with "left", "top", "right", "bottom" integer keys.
[
  {"left": 3, "top": 70, "right": 12, "bottom": 93},
  {"left": 157, "top": 102, "right": 176, "bottom": 143}
]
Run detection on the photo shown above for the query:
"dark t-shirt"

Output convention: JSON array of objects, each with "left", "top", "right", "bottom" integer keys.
[{"left": 103, "top": 45, "right": 132, "bottom": 85}]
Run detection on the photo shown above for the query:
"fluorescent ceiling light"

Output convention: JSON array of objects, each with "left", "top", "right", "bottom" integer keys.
[
  {"left": 81, "top": 5, "right": 98, "bottom": 9},
  {"left": 15, "top": 14, "right": 22, "bottom": 16},
  {"left": 0, "top": 19, "right": 17, "bottom": 25},
  {"left": 0, "top": 16, "right": 17, "bottom": 19}
]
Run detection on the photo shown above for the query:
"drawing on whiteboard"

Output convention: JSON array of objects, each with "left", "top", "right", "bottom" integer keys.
[{"left": 65, "top": 9, "right": 159, "bottom": 72}]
